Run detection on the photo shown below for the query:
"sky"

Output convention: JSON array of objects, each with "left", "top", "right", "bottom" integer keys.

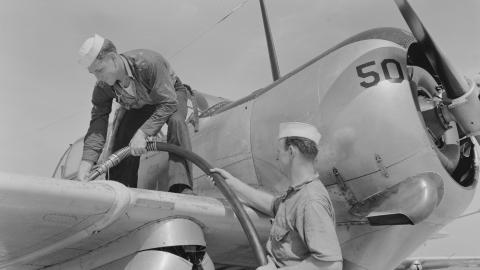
[{"left": 0, "top": 0, "right": 480, "bottom": 265}]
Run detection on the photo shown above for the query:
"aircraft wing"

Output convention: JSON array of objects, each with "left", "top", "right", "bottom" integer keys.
[
  {"left": 395, "top": 257, "right": 480, "bottom": 270},
  {"left": 0, "top": 172, "right": 271, "bottom": 269}
]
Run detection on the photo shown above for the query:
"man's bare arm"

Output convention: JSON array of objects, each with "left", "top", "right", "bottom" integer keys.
[
  {"left": 77, "top": 160, "right": 93, "bottom": 181},
  {"left": 210, "top": 168, "right": 275, "bottom": 217}
]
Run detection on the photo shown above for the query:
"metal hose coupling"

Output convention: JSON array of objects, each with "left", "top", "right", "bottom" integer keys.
[
  {"left": 87, "top": 147, "right": 131, "bottom": 181},
  {"left": 87, "top": 141, "right": 160, "bottom": 181},
  {"left": 145, "top": 141, "right": 159, "bottom": 152}
]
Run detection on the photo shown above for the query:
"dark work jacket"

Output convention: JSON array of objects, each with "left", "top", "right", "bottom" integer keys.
[{"left": 82, "top": 49, "right": 178, "bottom": 163}]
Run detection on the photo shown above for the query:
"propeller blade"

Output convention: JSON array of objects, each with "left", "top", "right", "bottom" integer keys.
[{"left": 393, "top": 0, "right": 469, "bottom": 99}]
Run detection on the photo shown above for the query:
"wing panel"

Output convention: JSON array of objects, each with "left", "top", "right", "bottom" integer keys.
[
  {"left": 0, "top": 173, "right": 116, "bottom": 267},
  {"left": 37, "top": 188, "right": 271, "bottom": 269},
  {"left": 0, "top": 174, "right": 270, "bottom": 269}
]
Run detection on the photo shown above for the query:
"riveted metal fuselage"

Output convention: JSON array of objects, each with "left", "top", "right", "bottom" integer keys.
[{"left": 183, "top": 37, "right": 478, "bottom": 269}]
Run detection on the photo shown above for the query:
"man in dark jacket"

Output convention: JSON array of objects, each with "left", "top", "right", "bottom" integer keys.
[{"left": 76, "top": 34, "right": 192, "bottom": 194}]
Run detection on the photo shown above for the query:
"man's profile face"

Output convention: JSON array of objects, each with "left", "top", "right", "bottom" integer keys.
[
  {"left": 276, "top": 138, "right": 291, "bottom": 171},
  {"left": 88, "top": 54, "right": 118, "bottom": 86}
]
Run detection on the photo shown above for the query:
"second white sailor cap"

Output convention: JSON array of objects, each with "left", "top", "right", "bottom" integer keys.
[
  {"left": 78, "top": 34, "right": 105, "bottom": 68},
  {"left": 278, "top": 122, "right": 321, "bottom": 145}
]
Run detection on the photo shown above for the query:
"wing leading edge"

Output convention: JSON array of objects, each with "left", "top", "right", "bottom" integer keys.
[{"left": 396, "top": 257, "right": 480, "bottom": 270}]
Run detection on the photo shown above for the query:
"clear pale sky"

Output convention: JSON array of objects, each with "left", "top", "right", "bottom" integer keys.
[{"left": 0, "top": 0, "right": 479, "bottom": 263}]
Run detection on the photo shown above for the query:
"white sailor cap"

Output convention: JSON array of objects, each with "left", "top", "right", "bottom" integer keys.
[
  {"left": 78, "top": 34, "right": 105, "bottom": 68},
  {"left": 278, "top": 122, "right": 321, "bottom": 145}
]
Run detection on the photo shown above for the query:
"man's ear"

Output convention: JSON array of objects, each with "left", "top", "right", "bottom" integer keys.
[
  {"left": 106, "top": 52, "right": 117, "bottom": 61},
  {"left": 105, "top": 52, "right": 119, "bottom": 68}
]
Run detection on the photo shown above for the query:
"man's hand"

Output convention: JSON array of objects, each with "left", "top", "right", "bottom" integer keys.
[
  {"left": 77, "top": 160, "right": 94, "bottom": 182},
  {"left": 210, "top": 168, "right": 242, "bottom": 187},
  {"left": 130, "top": 130, "right": 147, "bottom": 156},
  {"left": 210, "top": 168, "right": 276, "bottom": 216},
  {"left": 256, "top": 257, "right": 277, "bottom": 270}
]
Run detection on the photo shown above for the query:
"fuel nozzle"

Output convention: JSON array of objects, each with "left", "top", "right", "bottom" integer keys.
[{"left": 86, "top": 147, "right": 131, "bottom": 181}]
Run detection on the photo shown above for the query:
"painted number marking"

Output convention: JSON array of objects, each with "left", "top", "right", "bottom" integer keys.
[{"left": 356, "top": 59, "right": 404, "bottom": 88}]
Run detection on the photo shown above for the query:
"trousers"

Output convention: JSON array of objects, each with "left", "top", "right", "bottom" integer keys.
[{"left": 108, "top": 80, "right": 192, "bottom": 190}]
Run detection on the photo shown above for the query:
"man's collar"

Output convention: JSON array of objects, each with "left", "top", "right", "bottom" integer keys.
[
  {"left": 280, "top": 174, "right": 319, "bottom": 201},
  {"left": 290, "top": 174, "right": 319, "bottom": 191},
  {"left": 119, "top": 54, "right": 133, "bottom": 78}
]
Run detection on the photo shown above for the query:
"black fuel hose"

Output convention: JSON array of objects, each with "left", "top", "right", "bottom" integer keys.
[{"left": 87, "top": 142, "right": 268, "bottom": 266}]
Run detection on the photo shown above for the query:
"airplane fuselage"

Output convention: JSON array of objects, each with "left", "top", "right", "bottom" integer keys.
[
  {"left": 167, "top": 28, "right": 476, "bottom": 269},
  {"left": 44, "top": 28, "right": 478, "bottom": 270}
]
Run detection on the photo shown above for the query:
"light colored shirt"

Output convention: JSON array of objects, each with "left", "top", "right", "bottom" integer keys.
[
  {"left": 119, "top": 55, "right": 135, "bottom": 96},
  {"left": 266, "top": 177, "right": 342, "bottom": 267}
]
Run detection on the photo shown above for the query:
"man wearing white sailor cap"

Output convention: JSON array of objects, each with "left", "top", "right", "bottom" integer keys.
[
  {"left": 77, "top": 34, "right": 193, "bottom": 194},
  {"left": 211, "top": 122, "right": 342, "bottom": 270}
]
